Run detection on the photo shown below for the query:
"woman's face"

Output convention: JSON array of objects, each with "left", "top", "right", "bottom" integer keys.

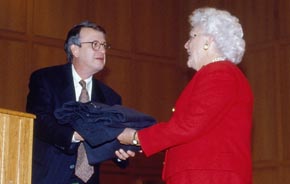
[{"left": 184, "top": 27, "right": 208, "bottom": 71}]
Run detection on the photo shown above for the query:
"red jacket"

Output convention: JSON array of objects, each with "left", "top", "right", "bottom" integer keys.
[{"left": 138, "top": 61, "right": 253, "bottom": 184}]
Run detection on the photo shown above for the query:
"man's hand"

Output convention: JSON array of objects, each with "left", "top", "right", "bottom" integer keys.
[{"left": 115, "top": 149, "right": 136, "bottom": 161}]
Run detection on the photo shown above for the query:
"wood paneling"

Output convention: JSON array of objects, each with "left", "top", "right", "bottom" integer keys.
[
  {"left": 33, "top": 0, "right": 89, "bottom": 39},
  {"left": 278, "top": 0, "right": 290, "bottom": 39},
  {"left": 253, "top": 167, "right": 278, "bottom": 184},
  {"left": 91, "top": 0, "right": 132, "bottom": 52},
  {"left": 227, "top": 0, "right": 277, "bottom": 45},
  {"left": 0, "top": 0, "right": 27, "bottom": 32},
  {"left": 30, "top": 44, "right": 66, "bottom": 72},
  {"left": 92, "top": 0, "right": 181, "bottom": 59},
  {"left": 131, "top": 59, "right": 184, "bottom": 121},
  {"left": 0, "top": 39, "right": 28, "bottom": 111},
  {"left": 281, "top": 166, "right": 290, "bottom": 184},
  {"left": 280, "top": 44, "right": 290, "bottom": 161},
  {"left": 132, "top": 0, "right": 179, "bottom": 59},
  {"left": 97, "top": 54, "right": 137, "bottom": 107},
  {"left": 243, "top": 47, "right": 279, "bottom": 162},
  {"left": 184, "top": 0, "right": 227, "bottom": 9}
]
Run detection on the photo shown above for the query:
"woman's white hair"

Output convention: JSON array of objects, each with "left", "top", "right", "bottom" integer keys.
[{"left": 189, "top": 7, "right": 245, "bottom": 64}]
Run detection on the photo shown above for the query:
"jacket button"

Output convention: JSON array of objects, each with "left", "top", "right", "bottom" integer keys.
[{"left": 69, "top": 164, "right": 75, "bottom": 169}]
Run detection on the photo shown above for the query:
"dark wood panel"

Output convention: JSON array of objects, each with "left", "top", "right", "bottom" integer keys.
[
  {"left": 33, "top": 0, "right": 89, "bottom": 39},
  {"left": 30, "top": 44, "right": 66, "bottom": 73},
  {"left": 243, "top": 47, "right": 279, "bottom": 162},
  {"left": 90, "top": 0, "right": 132, "bottom": 52},
  {"left": 0, "top": 0, "right": 27, "bottom": 33},
  {"left": 184, "top": 0, "right": 227, "bottom": 9},
  {"left": 133, "top": 0, "right": 179, "bottom": 59},
  {"left": 280, "top": 44, "right": 290, "bottom": 161},
  {"left": 0, "top": 39, "right": 28, "bottom": 111},
  {"left": 279, "top": 0, "right": 290, "bottom": 39},
  {"left": 253, "top": 167, "right": 278, "bottom": 184},
  {"left": 281, "top": 166, "right": 290, "bottom": 184},
  {"left": 96, "top": 54, "right": 137, "bottom": 108},
  {"left": 131, "top": 59, "right": 185, "bottom": 121},
  {"left": 227, "top": 0, "right": 277, "bottom": 45}
]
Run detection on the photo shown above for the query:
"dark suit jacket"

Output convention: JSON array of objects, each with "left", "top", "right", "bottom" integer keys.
[{"left": 26, "top": 63, "right": 127, "bottom": 184}]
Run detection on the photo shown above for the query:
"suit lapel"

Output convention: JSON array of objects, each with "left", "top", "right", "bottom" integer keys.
[
  {"left": 59, "top": 64, "right": 76, "bottom": 102},
  {"left": 91, "top": 79, "right": 106, "bottom": 103}
]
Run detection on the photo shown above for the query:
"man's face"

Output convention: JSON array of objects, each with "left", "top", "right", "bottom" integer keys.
[{"left": 75, "top": 27, "right": 107, "bottom": 75}]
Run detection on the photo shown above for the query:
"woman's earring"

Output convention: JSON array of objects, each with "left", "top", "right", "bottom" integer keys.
[{"left": 203, "top": 43, "right": 209, "bottom": 50}]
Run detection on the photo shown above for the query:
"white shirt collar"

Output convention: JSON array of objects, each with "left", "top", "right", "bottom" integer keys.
[{"left": 71, "top": 64, "right": 93, "bottom": 101}]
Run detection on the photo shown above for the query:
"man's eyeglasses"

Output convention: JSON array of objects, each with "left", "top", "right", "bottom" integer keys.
[{"left": 80, "top": 40, "right": 111, "bottom": 50}]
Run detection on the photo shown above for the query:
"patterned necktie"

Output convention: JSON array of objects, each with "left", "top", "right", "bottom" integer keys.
[
  {"left": 78, "top": 80, "right": 89, "bottom": 103},
  {"left": 75, "top": 80, "right": 94, "bottom": 182}
]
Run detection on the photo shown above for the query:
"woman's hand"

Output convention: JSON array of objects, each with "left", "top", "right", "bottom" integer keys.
[{"left": 117, "top": 128, "right": 137, "bottom": 145}]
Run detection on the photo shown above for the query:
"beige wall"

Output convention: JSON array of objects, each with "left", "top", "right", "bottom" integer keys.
[{"left": 0, "top": 0, "right": 289, "bottom": 183}]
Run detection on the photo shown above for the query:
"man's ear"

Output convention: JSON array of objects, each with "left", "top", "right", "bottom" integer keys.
[{"left": 70, "top": 44, "right": 79, "bottom": 57}]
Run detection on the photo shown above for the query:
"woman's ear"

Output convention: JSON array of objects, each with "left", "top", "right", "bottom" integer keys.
[
  {"left": 203, "top": 35, "right": 214, "bottom": 50},
  {"left": 70, "top": 44, "right": 79, "bottom": 57}
]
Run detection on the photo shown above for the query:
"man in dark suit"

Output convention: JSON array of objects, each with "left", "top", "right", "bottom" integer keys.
[{"left": 26, "top": 21, "right": 134, "bottom": 184}]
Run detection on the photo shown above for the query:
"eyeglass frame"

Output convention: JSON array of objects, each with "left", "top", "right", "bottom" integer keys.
[{"left": 79, "top": 40, "right": 111, "bottom": 50}]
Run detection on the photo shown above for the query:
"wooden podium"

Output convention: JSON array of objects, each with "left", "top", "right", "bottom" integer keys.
[{"left": 0, "top": 108, "right": 35, "bottom": 184}]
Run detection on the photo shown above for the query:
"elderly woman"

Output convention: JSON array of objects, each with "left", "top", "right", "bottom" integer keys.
[{"left": 117, "top": 7, "right": 253, "bottom": 184}]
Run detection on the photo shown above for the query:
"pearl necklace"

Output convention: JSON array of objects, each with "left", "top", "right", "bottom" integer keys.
[{"left": 212, "top": 56, "right": 226, "bottom": 63}]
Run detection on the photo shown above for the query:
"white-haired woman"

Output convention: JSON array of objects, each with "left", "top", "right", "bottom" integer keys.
[{"left": 117, "top": 7, "right": 253, "bottom": 184}]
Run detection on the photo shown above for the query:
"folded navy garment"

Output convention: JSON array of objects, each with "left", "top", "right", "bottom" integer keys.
[
  {"left": 84, "top": 140, "right": 140, "bottom": 165},
  {"left": 54, "top": 101, "right": 156, "bottom": 164}
]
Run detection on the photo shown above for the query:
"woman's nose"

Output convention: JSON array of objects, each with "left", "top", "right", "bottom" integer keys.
[{"left": 184, "top": 40, "right": 189, "bottom": 49}]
